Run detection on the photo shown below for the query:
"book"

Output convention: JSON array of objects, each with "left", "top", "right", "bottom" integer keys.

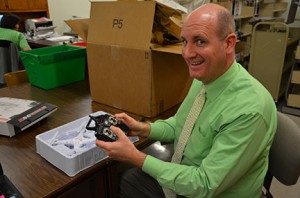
[{"left": 0, "top": 97, "right": 57, "bottom": 137}]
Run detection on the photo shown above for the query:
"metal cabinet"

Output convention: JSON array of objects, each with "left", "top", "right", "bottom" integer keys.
[{"left": 249, "top": 22, "right": 299, "bottom": 101}]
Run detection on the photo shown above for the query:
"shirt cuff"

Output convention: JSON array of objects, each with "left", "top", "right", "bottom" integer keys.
[
  {"left": 149, "top": 122, "right": 163, "bottom": 140},
  {"left": 142, "top": 155, "right": 162, "bottom": 177}
]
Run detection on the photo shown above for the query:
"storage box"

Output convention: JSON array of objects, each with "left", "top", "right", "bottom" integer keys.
[
  {"left": 20, "top": 45, "right": 86, "bottom": 90},
  {"left": 71, "top": 41, "right": 86, "bottom": 47},
  {"left": 65, "top": 0, "right": 191, "bottom": 117},
  {"left": 36, "top": 111, "right": 139, "bottom": 177}
]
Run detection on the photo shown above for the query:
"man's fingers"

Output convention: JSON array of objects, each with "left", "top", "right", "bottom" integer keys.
[{"left": 111, "top": 126, "right": 127, "bottom": 140}]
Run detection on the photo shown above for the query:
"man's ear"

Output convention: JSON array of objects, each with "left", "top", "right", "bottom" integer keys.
[{"left": 225, "top": 33, "right": 237, "bottom": 53}]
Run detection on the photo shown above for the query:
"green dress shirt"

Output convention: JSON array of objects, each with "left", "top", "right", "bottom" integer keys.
[
  {"left": 0, "top": 27, "right": 30, "bottom": 50},
  {"left": 142, "top": 61, "right": 277, "bottom": 198}
]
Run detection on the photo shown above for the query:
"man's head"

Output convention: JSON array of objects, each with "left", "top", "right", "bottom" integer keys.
[
  {"left": 181, "top": 3, "right": 236, "bottom": 84},
  {"left": 0, "top": 13, "right": 20, "bottom": 30}
]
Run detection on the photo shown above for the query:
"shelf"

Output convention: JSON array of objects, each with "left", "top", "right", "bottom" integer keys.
[
  {"left": 296, "top": 46, "right": 300, "bottom": 60},
  {"left": 292, "top": 70, "right": 300, "bottom": 84},
  {"left": 272, "top": 9, "right": 286, "bottom": 12},
  {"left": 0, "top": 9, "right": 47, "bottom": 13},
  {"left": 288, "top": 84, "right": 300, "bottom": 108},
  {"left": 287, "top": 38, "right": 300, "bottom": 46},
  {"left": 240, "top": 32, "right": 252, "bottom": 37},
  {"left": 234, "top": 15, "right": 253, "bottom": 19}
]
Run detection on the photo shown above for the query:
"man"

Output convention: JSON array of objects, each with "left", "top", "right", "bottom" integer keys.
[
  {"left": 0, "top": 13, "right": 31, "bottom": 51},
  {"left": 96, "top": 3, "right": 277, "bottom": 198}
]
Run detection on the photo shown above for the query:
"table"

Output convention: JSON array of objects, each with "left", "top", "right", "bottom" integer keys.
[{"left": 0, "top": 80, "right": 178, "bottom": 198}]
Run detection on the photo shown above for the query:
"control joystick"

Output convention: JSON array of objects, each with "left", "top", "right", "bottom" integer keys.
[{"left": 86, "top": 114, "right": 129, "bottom": 142}]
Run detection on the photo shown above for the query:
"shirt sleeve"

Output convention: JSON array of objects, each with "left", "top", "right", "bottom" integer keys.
[
  {"left": 18, "top": 33, "right": 30, "bottom": 50},
  {"left": 149, "top": 117, "right": 177, "bottom": 142},
  {"left": 143, "top": 113, "right": 273, "bottom": 197}
]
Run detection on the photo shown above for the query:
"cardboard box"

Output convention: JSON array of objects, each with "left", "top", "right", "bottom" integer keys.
[
  {"left": 66, "top": 1, "right": 191, "bottom": 117},
  {"left": 36, "top": 111, "right": 139, "bottom": 176}
]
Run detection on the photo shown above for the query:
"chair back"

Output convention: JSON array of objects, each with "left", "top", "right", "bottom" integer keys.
[
  {"left": 0, "top": 40, "right": 24, "bottom": 84},
  {"left": 0, "top": 40, "right": 11, "bottom": 48},
  {"left": 263, "top": 111, "right": 300, "bottom": 198},
  {"left": 4, "top": 70, "right": 28, "bottom": 88},
  {"left": 0, "top": 40, "right": 12, "bottom": 84},
  {"left": 269, "top": 111, "right": 300, "bottom": 185}
]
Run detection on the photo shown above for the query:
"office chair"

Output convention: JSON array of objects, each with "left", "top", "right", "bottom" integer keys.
[
  {"left": 0, "top": 39, "right": 24, "bottom": 85},
  {"left": 263, "top": 111, "right": 300, "bottom": 198},
  {"left": 0, "top": 40, "right": 12, "bottom": 85},
  {"left": 4, "top": 69, "right": 28, "bottom": 88}
]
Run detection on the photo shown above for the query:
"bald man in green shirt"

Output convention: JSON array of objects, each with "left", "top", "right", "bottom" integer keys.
[{"left": 96, "top": 3, "right": 277, "bottom": 198}]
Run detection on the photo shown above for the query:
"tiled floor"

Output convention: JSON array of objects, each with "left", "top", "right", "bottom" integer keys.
[{"left": 271, "top": 176, "right": 300, "bottom": 198}]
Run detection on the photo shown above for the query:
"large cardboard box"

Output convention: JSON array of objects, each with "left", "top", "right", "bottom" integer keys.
[{"left": 66, "top": 1, "right": 191, "bottom": 117}]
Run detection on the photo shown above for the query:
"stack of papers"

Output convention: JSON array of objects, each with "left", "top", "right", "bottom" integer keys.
[{"left": 46, "top": 36, "right": 74, "bottom": 42}]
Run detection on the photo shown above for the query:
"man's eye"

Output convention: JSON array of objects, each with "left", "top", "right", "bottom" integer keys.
[
  {"left": 196, "top": 39, "right": 204, "bottom": 45},
  {"left": 181, "top": 39, "right": 187, "bottom": 46}
]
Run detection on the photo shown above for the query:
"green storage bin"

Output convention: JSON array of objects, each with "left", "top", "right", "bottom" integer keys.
[{"left": 20, "top": 45, "right": 86, "bottom": 90}]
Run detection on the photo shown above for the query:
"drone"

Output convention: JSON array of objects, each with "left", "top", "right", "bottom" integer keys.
[{"left": 49, "top": 122, "right": 96, "bottom": 156}]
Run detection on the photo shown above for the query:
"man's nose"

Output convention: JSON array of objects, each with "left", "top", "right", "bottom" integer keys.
[{"left": 182, "top": 43, "right": 197, "bottom": 58}]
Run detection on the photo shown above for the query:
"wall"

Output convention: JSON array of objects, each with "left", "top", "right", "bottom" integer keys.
[
  {"left": 47, "top": 0, "right": 91, "bottom": 35},
  {"left": 48, "top": 0, "right": 300, "bottom": 35}
]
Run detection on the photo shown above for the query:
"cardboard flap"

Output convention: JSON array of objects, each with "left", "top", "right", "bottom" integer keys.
[
  {"left": 65, "top": 19, "right": 89, "bottom": 41},
  {"left": 151, "top": 43, "right": 182, "bottom": 54},
  {"left": 88, "top": 1, "right": 156, "bottom": 49}
]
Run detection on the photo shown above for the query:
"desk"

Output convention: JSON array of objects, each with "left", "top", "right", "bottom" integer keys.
[{"left": 0, "top": 80, "right": 178, "bottom": 198}]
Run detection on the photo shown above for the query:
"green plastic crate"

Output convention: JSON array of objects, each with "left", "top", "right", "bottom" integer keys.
[{"left": 20, "top": 45, "right": 86, "bottom": 90}]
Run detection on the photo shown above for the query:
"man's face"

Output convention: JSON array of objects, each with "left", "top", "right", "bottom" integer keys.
[
  {"left": 181, "top": 12, "right": 228, "bottom": 84},
  {"left": 15, "top": 24, "right": 19, "bottom": 31}
]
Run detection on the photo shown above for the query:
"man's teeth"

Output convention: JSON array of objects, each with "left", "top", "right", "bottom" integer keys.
[{"left": 191, "top": 60, "right": 204, "bottom": 65}]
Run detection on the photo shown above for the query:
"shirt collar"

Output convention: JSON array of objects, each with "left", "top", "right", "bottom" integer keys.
[{"left": 204, "top": 61, "right": 240, "bottom": 102}]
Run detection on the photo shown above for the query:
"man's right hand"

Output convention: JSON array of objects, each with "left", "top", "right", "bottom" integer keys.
[{"left": 115, "top": 113, "right": 151, "bottom": 138}]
